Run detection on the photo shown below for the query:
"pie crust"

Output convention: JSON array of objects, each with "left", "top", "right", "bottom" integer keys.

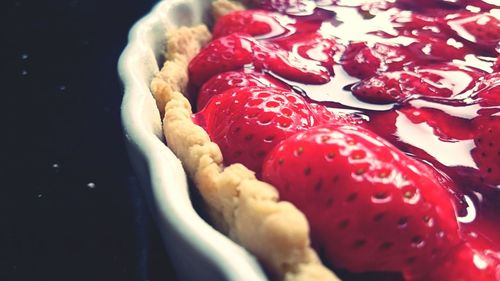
[{"left": 150, "top": 0, "right": 340, "bottom": 280}]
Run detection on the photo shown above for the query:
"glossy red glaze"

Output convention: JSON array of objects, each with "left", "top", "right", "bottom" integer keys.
[{"left": 190, "top": 0, "right": 500, "bottom": 279}]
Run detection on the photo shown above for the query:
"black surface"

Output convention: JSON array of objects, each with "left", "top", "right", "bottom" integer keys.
[{"left": 3, "top": 1, "right": 177, "bottom": 280}]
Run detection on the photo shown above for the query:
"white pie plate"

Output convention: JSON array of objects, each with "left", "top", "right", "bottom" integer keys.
[{"left": 118, "top": 0, "right": 269, "bottom": 280}]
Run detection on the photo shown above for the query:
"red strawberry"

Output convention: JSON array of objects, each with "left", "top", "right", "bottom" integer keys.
[
  {"left": 445, "top": 12, "right": 500, "bottom": 52},
  {"left": 471, "top": 73, "right": 500, "bottom": 106},
  {"left": 311, "top": 105, "right": 368, "bottom": 127},
  {"left": 406, "top": 32, "right": 470, "bottom": 61},
  {"left": 352, "top": 71, "right": 451, "bottom": 104},
  {"left": 212, "top": 10, "right": 291, "bottom": 39},
  {"left": 493, "top": 56, "right": 500, "bottom": 72},
  {"left": 351, "top": 71, "right": 414, "bottom": 104},
  {"left": 188, "top": 33, "right": 255, "bottom": 86},
  {"left": 341, "top": 42, "right": 413, "bottom": 79},
  {"left": 470, "top": 115, "right": 500, "bottom": 189},
  {"left": 272, "top": 32, "right": 341, "bottom": 72},
  {"left": 253, "top": 41, "right": 331, "bottom": 84},
  {"left": 262, "top": 124, "right": 460, "bottom": 278},
  {"left": 189, "top": 33, "right": 330, "bottom": 87},
  {"left": 465, "top": 74, "right": 500, "bottom": 191},
  {"left": 352, "top": 64, "right": 482, "bottom": 104},
  {"left": 422, "top": 243, "right": 500, "bottom": 281},
  {"left": 193, "top": 86, "right": 335, "bottom": 175},
  {"left": 196, "top": 70, "right": 290, "bottom": 110}
]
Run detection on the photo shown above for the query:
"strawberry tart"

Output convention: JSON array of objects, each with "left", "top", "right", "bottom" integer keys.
[{"left": 151, "top": 0, "right": 500, "bottom": 280}]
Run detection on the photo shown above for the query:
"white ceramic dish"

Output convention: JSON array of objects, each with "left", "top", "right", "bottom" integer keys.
[{"left": 118, "top": 1, "right": 269, "bottom": 280}]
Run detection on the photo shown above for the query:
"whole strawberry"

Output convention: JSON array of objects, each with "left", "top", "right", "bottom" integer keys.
[
  {"left": 468, "top": 73, "right": 500, "bottom": 189},
  {"left": 471, "top": 115, "right": 500, "bottom": 190},
  {"left": 471, "top": 73, "right": 500, "bottom": 106},
  {"left": 261, "top": 124, "right": 460, "bottom": 278},
  {"left": 212, "top": 10, "right": 292, "bottom": 39},
  {"left": 193, "top": 86, "right": 334, "bottom": 175},
  {"left": 188, "top": 33, "right": 330, "bottom": 87},
  {"left": 188, "top": 33, "right": 255, "bottom": 86},
  {"left": 352, "top": 64, "right": 482, "bottom": 104},
  {"left": 253, "top": 41, "right": 331, "bottom": 84},
  {"left": 352, "top": 71, "right": 452, "bottom": 104},
  {"left": 272, "top": 32, "right": 341, "bottom": 72},
  {"left": 196, "top": 70, "right": 290, "bottom": 110},
  {"left": 341, "top": 42, "right": 414, "bottom": 79},
  {"left": 445, "top": 12, "right": 500, "bottom": 53}
]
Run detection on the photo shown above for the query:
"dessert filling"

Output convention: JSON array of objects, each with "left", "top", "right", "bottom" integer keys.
[{"left": 187, "top": 0, "right": 500, "bottom": 280}]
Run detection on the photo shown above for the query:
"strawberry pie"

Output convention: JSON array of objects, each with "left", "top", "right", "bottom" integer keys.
[{"left": 151, "top": 0, "right": 500, "bottom": 280}]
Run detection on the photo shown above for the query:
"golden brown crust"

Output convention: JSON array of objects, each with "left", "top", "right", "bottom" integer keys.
[
  {"left": 212, "top": 0, "right": 245, "bottom": 19},
  {"left": 150, "top": 1, "right": 341, "bottom": 280},
  {"left": 151, "top": 25, "right": 212, "bottom": 116}
]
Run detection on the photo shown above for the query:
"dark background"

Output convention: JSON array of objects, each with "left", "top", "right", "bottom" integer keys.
[{"left": 3, "top": 1, "right": 177, "bottom": 280}]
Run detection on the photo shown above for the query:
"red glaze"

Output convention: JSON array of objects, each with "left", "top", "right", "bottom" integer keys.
[
  {"left": 422, "top": 243, "right": 500, "bottom": 281},
  {"left": 189, "top": 0, "right": 500, "bottom": 280}
]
